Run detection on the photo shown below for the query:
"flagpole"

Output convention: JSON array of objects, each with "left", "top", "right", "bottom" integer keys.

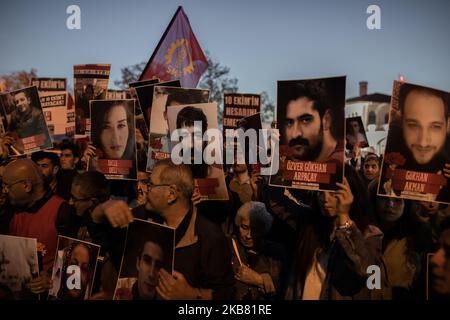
[{"left": 139, "top": 6, "right": 184, "bottom": 81}]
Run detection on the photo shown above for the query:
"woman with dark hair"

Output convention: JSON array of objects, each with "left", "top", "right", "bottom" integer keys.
[
  {"left": 285, "top": 164, "right": 383, "bottom": 299},
  {"left": 56, "top": 242, "right": 97, "bottom": 300},
  {"left": 88, "top": 100, "right": 137, "bottom": 180},
  {"left": 91, "top": 100, "right": 135, "bottom": 161},
  {"left": 368, "top": 180, "right": 430, "bottom": 299}
]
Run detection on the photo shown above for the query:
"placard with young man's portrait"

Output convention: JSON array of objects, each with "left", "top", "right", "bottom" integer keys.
[
  {"left": 378, "top": 81, "right": 450, "bottom": 204},
  {"left": 0, "top": 86, "right": 53, "bottom": 155},
  {"left": 167, "top": 102, "right": 229, "bottom": 201},
  {"left": 269, "top": 76, "right": 346, "bottom": 191},
  {"left": 146, "top": 86, "right": 210, "bottom": 172},
  {"left": 114, "top": 219, "right": 175, "bottom": 300}
]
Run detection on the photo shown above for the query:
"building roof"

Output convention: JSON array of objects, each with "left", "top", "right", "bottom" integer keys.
[{"left": 346, "top": 93, "right": 391, "bottom": 103}]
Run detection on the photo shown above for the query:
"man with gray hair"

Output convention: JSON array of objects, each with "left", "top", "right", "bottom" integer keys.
[
  {"left": 230, "top": 201, "right": 285, "bottom": 300},
  {"left": 234, "top": 202, "right": 274, "bottom": 249},
  {"left": 92, "top": 158, "right": 235, "bottom": 299}
]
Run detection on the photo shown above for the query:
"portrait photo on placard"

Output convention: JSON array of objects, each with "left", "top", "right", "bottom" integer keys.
[
  {"left": 114, "top": 219, "right": 175, "bottom": 300},
  {"left": 48, "top": 236, "right": 100, "bottom": 300},
  {"left": 269, "top": 76, "right": 346, "bottom": 191},
  {"left": 345, "top": 116, "right": 369, "bottom": 150},
  {"left": 378, "top": 81, "right": 450, "bottom": 204},
  {"left": 167, "top": 102, "right": 229, "bottom": 200},
  {"left": 146, "top": 86, "right": 210, "bottom": 172},
  {"left": 89, "top": 99, "right": 137, "bottom": 180},
  {"left": 0, "top": 235, "right": 39, "bottom": 300},
  {"left": 0, "top": 86, "right": 53, "bottom": 155}
]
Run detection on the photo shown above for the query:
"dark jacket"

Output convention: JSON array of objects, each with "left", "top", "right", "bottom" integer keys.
[
  {"left": 8, "top": 106, "right": 47, "bottom": 139},
  {"left": 229, "top": 235, "right": 285, "bottom": 300},
  {"left": 285, "top": 222, "right": 383, "bottom": 300},
  {"left": 133, "top": 205, "right": 236, "bottom": 299}
]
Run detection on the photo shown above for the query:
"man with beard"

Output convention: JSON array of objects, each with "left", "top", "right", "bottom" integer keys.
[
  {"left": 31, "top": 151, "right": 60, "bottom": 195},
  {"left": 175, "top": 106, "right": 228, "bottom": 200},
  {"left": 281, "top": 81, "right": 343, "bottom": 162},
  {"left": 59, "top": 141, "right": 81, "bottom": 171},
  {"left": 275, "top": 79, "right": 345, "bottom": 189},
  {"left": 31, "top": 151, "right": 77, "bottom": 201},
  {"left": 382, "top": 83, "right": 450, "bottom": 202}
]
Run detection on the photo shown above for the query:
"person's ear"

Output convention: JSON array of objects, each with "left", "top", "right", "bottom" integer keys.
[
  {"left": 167, "top": 185, "right": 178, "bottom": 204},
  {"left": 23, "top": 180, "right": 33, "bottom": 193},
  {"left": 74, "top": 157, "right": 80, "bottom": 165},
  {"left": 53, "top": 165, "right": 60, "bottom": 176},
  {"left": 322, "top": 109, "right": 332, "bottom": 131}
]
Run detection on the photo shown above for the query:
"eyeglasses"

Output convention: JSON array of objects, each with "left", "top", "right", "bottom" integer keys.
[
  {"left": 1, "top": 179, "right": 27, "bottom": 192},
  {"left": 145, "top": 180, "right": 171, "bottom": 190},
  {"left": 69, "top": 194, "right": 92, "bottom": 204}
]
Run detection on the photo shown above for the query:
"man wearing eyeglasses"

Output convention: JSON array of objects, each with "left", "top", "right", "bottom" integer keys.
[
  {"left": 69, "top": 171, "right": 110, "bottom": 220},
  {"left": 92, "top": 158, "right": 235, "bottom": 299},
  {"left": 2, "top": 158, "right": 81, "bottom": 296}
]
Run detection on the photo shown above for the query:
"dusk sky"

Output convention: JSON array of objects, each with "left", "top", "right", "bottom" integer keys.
[{"left": 1, "top": 0, "right": 449, "bottom": 100}]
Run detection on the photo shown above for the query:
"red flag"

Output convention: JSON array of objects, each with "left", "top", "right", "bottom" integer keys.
[{"left": 139, "top": 6, "right": 208, "bottom": 88}]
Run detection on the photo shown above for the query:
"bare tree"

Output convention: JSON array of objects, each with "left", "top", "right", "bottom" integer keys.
[
  {"left": 260, "top": 90, "right": 275, "bottom": 124},
  {"left": 114, "top": 62, "right": 146, "bottom": 89},
  {"left": 115, "top": 52, "right": 241, "bottom": 123},
  {"left": 198, "top": 51, "right": 239, "bottom": 124},
  {"left": 0, "top": 68, "right": 38, "bottom": 91}
]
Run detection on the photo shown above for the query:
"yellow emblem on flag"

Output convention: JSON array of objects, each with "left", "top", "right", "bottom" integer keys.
[{"left": 164, "top": 39, "right": 194, "bottom": 78}]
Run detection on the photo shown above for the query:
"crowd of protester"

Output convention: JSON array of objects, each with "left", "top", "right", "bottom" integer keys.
[{"left": 0, "top": 130, "right": 449, "bottom": 300}]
